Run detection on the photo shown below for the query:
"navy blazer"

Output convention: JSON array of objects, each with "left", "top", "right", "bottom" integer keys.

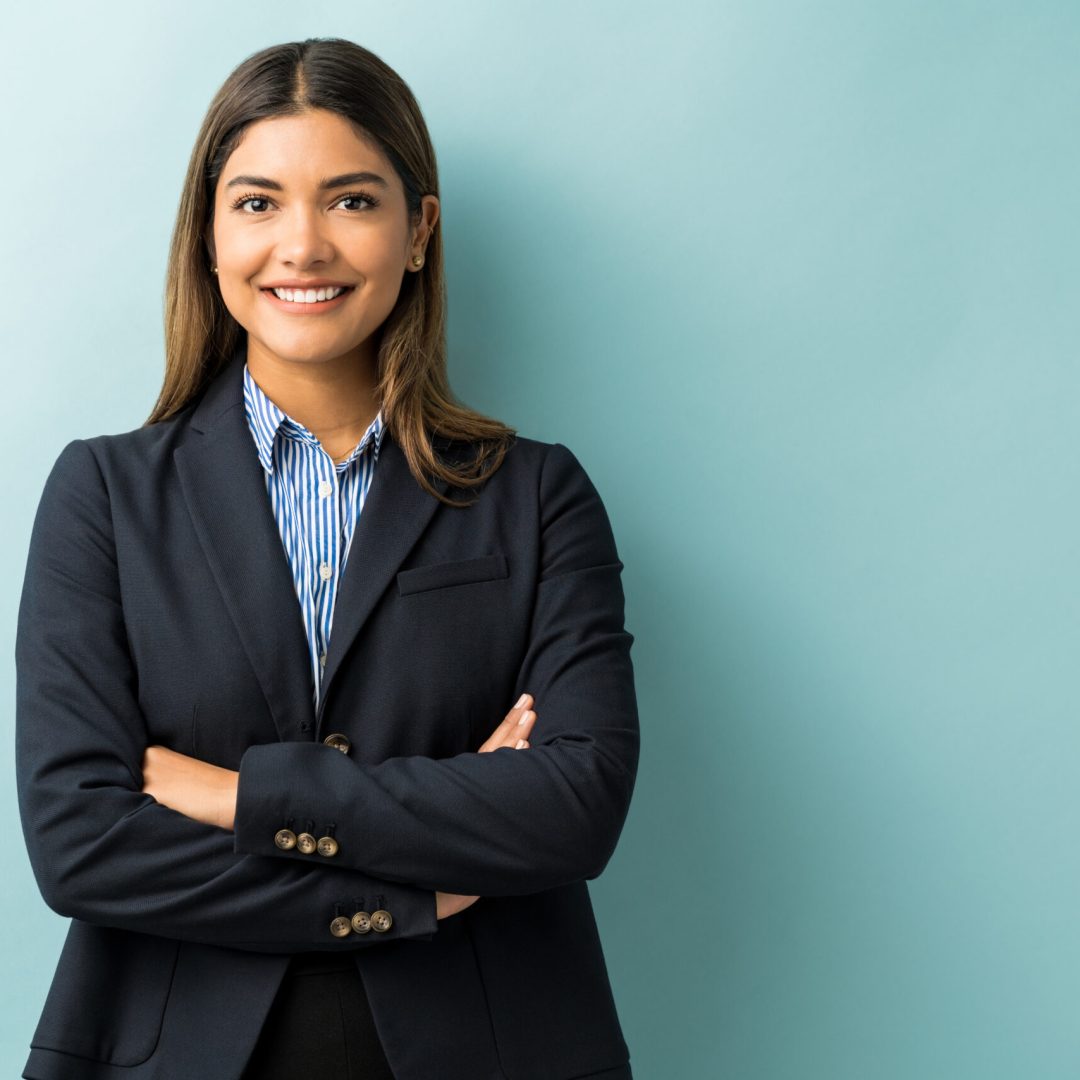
[{"left": 15, "top": 348, "right": 640, "bottom": 1080}]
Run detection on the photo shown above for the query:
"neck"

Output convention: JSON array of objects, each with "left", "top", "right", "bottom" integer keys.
[{"left": 246, "top": 339, "right": 381, "bottom": 459}]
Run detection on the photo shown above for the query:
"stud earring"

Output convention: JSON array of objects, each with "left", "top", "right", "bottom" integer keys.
[
  {"left": 412, "top": 254, "right": 424, "bottom": 267},
  {"left": 211, "top": 266, "right": 218, "bottom": 274}
]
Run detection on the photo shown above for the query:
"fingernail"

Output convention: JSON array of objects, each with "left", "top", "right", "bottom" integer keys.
[
  {"left": 516, "top": 739, "right": 526, "bottom": 748},
  {"left": 518, "top": 710, "right": 532, "bottom": 726},
  {"left": 514, "top": 693, "right": 528, "bottom": 708}
]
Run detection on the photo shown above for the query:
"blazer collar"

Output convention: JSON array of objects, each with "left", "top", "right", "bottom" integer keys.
[{"left": 174, "top": 341, "right": 456, "bottom": 741}]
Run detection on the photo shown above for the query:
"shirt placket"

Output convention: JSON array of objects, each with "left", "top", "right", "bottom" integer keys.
[{"left": 313, "top": 448, "right": 339, "bottom": 706}]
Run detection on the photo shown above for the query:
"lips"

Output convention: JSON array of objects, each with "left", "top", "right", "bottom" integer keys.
[{"left": 260, "top": 285, "right": 356, "bottom": 313}]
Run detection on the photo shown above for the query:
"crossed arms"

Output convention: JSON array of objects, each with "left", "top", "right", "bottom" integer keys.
[{"left": 15, "top": 438, "right": 639, "bottom": 953}]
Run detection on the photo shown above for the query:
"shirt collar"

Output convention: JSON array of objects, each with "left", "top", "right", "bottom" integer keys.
[{"left": 242, "top": 361, "right": 385, "bottom": 476}]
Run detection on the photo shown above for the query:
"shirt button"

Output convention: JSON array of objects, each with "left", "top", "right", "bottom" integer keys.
[
  {"left": 319, "top": 563, "right": 333, "bottom": 581},
  {"left": 319, "top": 652, "right": 327, "bottom": 667},
  {"left": 318, "top": 479, "right": 333, "bottom": 498}
]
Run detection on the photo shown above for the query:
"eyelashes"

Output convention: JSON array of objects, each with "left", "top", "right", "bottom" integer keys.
[{"left": 228, "top": 190, "right": 382, "bottom": 214}]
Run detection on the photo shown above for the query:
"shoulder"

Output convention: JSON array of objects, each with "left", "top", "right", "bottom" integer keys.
[
  {"left": 512, "top": 436, "right": 605, "bottom": 501},
  {"left": 444, "top": 433, "right": 606, "bottom": 513},
  {"left": 455, "top": 432, "right": 595, "bottom": 482},
  {"left": 43, "top": 404, "right": 197, "bottom": 488},
  {"left": 479, "top": 434, "right": 614, "bottom": 533},
  {"left": 502, "top": 437, "right": 625, "bottom": 574}
]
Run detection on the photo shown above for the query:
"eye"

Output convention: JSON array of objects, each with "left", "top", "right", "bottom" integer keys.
[
  {"left": 228, "top": 190, "right": 382, "bottom": 214},
  {"left": 228, "top": 193, "right": 271, "bottom": 213},
  {"left": 338, "top": 191, "right": 380, "bottom": 211}
]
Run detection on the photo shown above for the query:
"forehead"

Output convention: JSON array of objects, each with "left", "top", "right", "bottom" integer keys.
[{"left": 223, "top": 110, "right": 394, "bottom": 184}]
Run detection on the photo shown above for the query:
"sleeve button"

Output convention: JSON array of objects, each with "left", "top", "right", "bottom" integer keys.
[{"left": 323, "top": 733, "right": 351, "bottom": 754}]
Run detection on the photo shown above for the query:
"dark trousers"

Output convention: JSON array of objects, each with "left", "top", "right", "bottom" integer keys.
[{"left": 240, "top": 952, "right": 396, "bottom": 1079}]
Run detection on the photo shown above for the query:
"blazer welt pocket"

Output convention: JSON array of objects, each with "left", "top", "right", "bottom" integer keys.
[{"left": 397, "top": 553, "right": 509, "bottom": 596}]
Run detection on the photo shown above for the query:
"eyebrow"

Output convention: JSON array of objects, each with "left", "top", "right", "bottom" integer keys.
[{"left": 224, "top": 171, "right": 390, "bottom": 191}]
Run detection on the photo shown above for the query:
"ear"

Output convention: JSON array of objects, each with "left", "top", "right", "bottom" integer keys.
[{"left": 416, "top": 194, "right": 440, "bottom": 246}]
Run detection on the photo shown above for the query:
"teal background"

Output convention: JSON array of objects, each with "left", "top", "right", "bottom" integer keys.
[{"left": 3, "top": 3, "right": 1079, "bottom": 1077}]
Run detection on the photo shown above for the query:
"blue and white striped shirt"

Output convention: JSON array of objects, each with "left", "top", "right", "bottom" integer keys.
[{"left": 241, "top": 362, "right": 385, "bottom": 712}]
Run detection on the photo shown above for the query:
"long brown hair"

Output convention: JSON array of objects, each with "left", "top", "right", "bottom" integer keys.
[{"left": 147, "top": 37, "right": 515, "bottom": 505}]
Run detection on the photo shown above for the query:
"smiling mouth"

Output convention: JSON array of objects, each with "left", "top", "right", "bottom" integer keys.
[{"left": 260, "top": 286, "right": 355, "bottom": 310}]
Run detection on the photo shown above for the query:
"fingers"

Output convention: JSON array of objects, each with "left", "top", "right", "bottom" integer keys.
[
  {"left": 509, "top": 693, "right": 535, "bottom": 748},
  {"left": 477, "top": 693, "right": 537, "bottom": 753}
]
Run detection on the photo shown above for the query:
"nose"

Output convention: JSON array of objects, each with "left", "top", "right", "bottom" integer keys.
[{"left": 274, "top": 206, "right": 337, "bottom": 267}]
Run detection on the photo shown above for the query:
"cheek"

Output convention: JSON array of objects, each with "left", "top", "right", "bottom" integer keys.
[
  {"left": 228, "top": 234, "right": 271, "bottom": 275},
  {"left": 218, "top": 279, "right": 258, "bottom": 324},
  {"left": 215, "top": 234, "right": 264, "bottom": 291},
  {"left": 355, "top": 247, "right": 409, "bottom": 307},
  {"left": 351, "top": 227, "right": 409, "bottom": 274}
]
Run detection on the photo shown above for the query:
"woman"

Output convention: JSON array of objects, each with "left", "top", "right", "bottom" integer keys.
[{"left": 15, "top": 37, "right": 639, "bottom": 1080}]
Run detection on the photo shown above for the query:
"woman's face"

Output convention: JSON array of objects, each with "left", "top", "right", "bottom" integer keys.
[{"left": 210, "top": 107, "right": 438, "bottom": 370}]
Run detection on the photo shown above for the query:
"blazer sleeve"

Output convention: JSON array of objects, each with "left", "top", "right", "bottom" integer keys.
[
  {"left": 232, "top": 441, "right": 641, "bottom": 897},
  {"left": 15, "top": 439, "right": 438, "bottom": 953}
]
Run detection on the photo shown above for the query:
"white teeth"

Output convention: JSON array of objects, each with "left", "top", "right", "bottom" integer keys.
[{"left": 270, "top": 286, "right": 347, "bottom": 303}]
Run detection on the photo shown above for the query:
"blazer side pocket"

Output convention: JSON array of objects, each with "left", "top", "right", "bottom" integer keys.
[
  {"left": 397, "top": 553, "right": 509, "bottom": 596},
  {"left": 30, "top": 921, "right": 180, "bottom": 1066}
]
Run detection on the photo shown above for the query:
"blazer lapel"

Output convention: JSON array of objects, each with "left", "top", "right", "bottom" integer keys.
[
  {"left": 173, "top": 343, "right": 459, "bottom": 743},
  {"left": 174, "top": 348, "right": 316, "bottom": 742}
]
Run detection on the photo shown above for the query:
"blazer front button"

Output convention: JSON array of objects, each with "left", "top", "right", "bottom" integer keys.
[
  {"left": 330, "top": 916, "right": 352, "bottom": 938},
  {"left": 323, "top": 733, "right": 351, "bottom": 754},
  {"left": 370, "top": 908, "right": 393, "bottom": 933},
  {"left": 274, "top": 828, "right": 297, "bottom": 850},
  {"left": 296, "top": 831, "right": 317, "bottom": 854}
]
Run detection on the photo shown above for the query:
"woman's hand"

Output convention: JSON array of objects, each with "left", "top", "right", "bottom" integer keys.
[
  {"left": 436, "top": 692, "right": 537, "bottom": 920},
  {"left": 141, "top": 744, "right": 239, "bottom": 832},
  {"left": 475, "top": 691, "right": 536, "bottom": 753}
]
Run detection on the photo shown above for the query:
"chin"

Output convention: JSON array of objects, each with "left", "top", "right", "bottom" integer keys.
[{"left": 260, "top": 332, "right": 372, "bottom": 367}]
